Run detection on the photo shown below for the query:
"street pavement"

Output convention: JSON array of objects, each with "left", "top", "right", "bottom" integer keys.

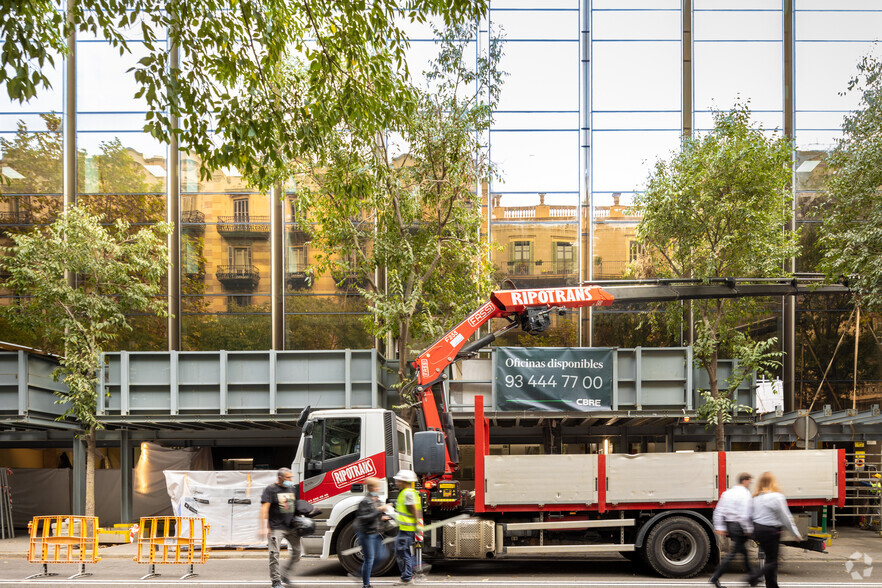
[{"left": 0, "top": 526, "right": 880, "bottom": 587}]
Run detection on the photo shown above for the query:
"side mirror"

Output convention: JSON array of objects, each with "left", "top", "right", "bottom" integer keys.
[
  {"left": 297, "top": 405, "right": 312, "bottom": 428},
  {"left": 302, "top": 436, "right": 313, "bottom": 460}
]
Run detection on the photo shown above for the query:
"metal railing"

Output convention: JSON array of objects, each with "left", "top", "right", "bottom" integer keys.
[{"left": 216, "top": 216, "right": 270, "bottom": 238}]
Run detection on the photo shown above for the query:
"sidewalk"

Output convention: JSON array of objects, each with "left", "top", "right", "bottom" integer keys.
[{"left": 0, "top": 525, "right": 878, "bottom": 561}]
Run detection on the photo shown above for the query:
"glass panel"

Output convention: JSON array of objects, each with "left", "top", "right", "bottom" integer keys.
[
  {"left": 489, "top": 193, "right": 579, "bottom": 287},
  {"left": 490, "top": 9, "right": 577, "bottom": 41},
  {"left": 796, "top": 10, "right": 882, "bottom": 41},
  {"left": 593, "top": 192, "right": 641, "bottom": 280},
  {"left": 795, "top": 41, "right": 873, "bottom": 111},
  {"left": 182, "top": 307, "right": 272, "bottom": 351},
  {"left": 592, "top": 42, "right": 681, "bottom": 111},
  {"left": 694, "top": 42, "right": 783, "bottom": 111},
  {"left": 490, "top": 131, "right": 579, "bottom": 193},
  {"left": 693, "top": 11, "right": 782, "bottom": 41},
  {"left": 592, "top": 10, "right": 681, "bottom": 41},
  {"left": 77, "top": 42, "right": 150, "bottom": 112},
  {"left": 285, "top": 296, "right": 372, "bottom": 350},
  {"left": 496, "top": 42, "right": 579, "bottom": 111},
  {"left": 591, "top": 130, "right": 681, "bottom": 193}
]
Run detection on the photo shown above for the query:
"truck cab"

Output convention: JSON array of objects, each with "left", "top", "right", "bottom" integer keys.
[{"left": 292, "top": 408, "right": 412, "bottom": 571}]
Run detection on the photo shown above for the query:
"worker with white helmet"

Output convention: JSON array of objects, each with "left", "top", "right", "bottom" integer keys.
[{"left": 392, "top": 469, "right": 422, "bottom": 585}]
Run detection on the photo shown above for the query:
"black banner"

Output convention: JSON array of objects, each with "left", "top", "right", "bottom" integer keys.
[{"left": 495, "top": 347, "right": 614, "bottom": 411}]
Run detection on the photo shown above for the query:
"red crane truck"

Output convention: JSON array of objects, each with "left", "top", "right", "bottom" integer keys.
[{"left": 291, "top": 280, "right": 846, "bottom": 578}]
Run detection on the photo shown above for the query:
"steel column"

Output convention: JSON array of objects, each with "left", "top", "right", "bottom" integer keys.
[
  {"left": 119, "top": 430, "right": 133, "bottom": 523},
  {"left": 783, "top": 0, "right": 796, "bottom": 412},
  {"left": 271, "top": 183, "right": 285, "bottom": 350},
  {"left": 167, "top": 32, "right": 181, "bottom": 351},
  {"left": 71, "top": 435, "right": 86, "bottom": 516},
  {"left": 63, "top": 0, "right": 76, "bottom": 291},
  {"left": 581, "top": 0, "right": 593, "bottom": 346}
]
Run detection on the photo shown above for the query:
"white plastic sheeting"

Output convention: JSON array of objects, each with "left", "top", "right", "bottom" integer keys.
[{"left": 164, "top": 470, "right": 277, "bottom": 546}]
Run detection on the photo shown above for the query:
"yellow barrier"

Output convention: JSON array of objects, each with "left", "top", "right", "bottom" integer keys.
[
  {"left": 133, "top": 516, "right": 210, "bottom": 580},
  {"left": 26, "top": 515, "right": 101, "bottom": 580}
]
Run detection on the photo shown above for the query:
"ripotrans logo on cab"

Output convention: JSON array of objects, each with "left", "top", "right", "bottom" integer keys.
[{"left": 331, "top": 457, "right": 377, "bottom": 489}]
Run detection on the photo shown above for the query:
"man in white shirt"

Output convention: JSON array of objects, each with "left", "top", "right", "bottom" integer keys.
[{"left": 709, "top": 472, "right": 756, "bottom": 588}]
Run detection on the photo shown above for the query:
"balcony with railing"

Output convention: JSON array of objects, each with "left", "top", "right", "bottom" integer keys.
[
  {"left": 216, "top": 264, "right": 260, "bottom": 289},
  {"left": 0, "top": 211, "right": 33, "bottom": 234},
  {"left": 286, "top": 268, "right": 311, "bottom": 290},
  {"left": 181, "top": 210, "right": 206, "bottom": 233},
  {"left": 216, "top": 215, "right": 270, "bottom": 239},
  {"left": 506, "top": 259, "right": 578, "bottom": 287}
]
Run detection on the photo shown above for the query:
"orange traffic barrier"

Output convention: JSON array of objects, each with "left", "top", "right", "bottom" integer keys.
[
  {"left": 133, "top": 516, "right": 210, "bottom": 580},
  {"left": 26, "top": 515, "right": 101, "bottom": 580}
]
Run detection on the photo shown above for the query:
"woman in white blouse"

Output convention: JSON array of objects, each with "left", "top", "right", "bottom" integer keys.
[{"left": 747, "top": 471, "right": 802, "bottom": 588}]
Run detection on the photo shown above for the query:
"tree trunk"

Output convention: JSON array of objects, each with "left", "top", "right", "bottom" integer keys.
[
  {"left": 708, "top": 351, "right": 725, "bottom": 452},
  {"left": 397, "top": 321, "right": 410, "bottom": 386},
  {"left": 84, "top": 426, "right": 96, "bottom": 517}
]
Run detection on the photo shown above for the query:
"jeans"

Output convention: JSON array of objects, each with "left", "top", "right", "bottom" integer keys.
[
  {"left": 395, "top": 530, "right": 416, "bottom": 581},
  {"left": 268, "top": 528, "right": 302, "bottom": 584},
  {"left": 357, "top": 531, "right": 383, "bottom": 587},
  {"left": 710, "top": 521, "right": 754, "bottom": 582},
  {"left": 750, "top": 523, "right": 782, "bottom": 588}
]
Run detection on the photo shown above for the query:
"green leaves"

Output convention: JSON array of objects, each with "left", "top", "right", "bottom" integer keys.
[
  {"left": 634, "top": 105, "right": 797, "bottom": 447},
  {"left": 0, "top": 205, "right": 170, "bottom": 429},
  {"left": 817, "top": 54, "right": 882, "bottom": 311},
  {"left": 297, "top": 23, "right": 503, "bottom": 383}
]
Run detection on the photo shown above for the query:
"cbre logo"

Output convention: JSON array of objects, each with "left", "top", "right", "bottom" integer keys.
[{"left": 331, "top": 457, "right": 377, "bottom": 489}]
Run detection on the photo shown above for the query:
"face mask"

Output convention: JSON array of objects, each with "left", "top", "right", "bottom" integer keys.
[
  {"left": 369, "top": 491, "right": 378, "bottom": 497},
  {"left": 282, "top": 480, "right": 295, "bottom": 488}
]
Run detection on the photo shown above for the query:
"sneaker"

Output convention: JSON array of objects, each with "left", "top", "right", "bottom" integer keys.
[
  {"left": 272, "top": 583, "right": 284, "bottom": 588},
  {"left": 395, "top": 580, "right": 413, "bottom": 586}
]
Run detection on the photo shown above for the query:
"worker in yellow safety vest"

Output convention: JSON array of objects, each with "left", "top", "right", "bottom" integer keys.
[
  {"left": 872, "top": 473, "right": 882, "bottom": 495},
  {"left": 392, "top": 469, "right": 423, "bottom": 586}
]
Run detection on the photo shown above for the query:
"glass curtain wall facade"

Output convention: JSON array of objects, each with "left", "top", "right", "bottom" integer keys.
[{"left": 1, "top": 1, "right": 880, "bottom": 408}]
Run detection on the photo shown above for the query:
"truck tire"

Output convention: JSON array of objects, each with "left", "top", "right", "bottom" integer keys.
[
  {"left": 643, "top": 516, "right": 710, "bottom": 578},
  {"left": 336, "top": 520, "right": 396, "bottom": 577}
]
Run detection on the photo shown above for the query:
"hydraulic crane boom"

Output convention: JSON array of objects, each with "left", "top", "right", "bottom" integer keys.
[{"left": 409, "top": 278, "right": 849, "bottom": 479}]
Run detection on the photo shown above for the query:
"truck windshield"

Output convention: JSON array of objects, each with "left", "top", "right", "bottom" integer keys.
[{"left": 311, "top": 418, "right": 361, "bottom": 461}]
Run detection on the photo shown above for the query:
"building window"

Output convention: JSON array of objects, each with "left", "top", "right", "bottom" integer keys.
[
  {"left": 229, "top": 246, "right": 252, "bottom": 268},
  {"left": 554, "top": 241, "right": 574, "bottom": 274},
  {"left": 629, "top": 241, "right": 641, "bottom": 263},
  {"left": 182, "top": 235, "right": 202, "bottom": 275},
  {"left": 233, "top": 197, "right": 249, "bottom": 221},
  {"left": 227, "top": 295, "right": 252, "bottom": 310},
  {"left": 511, "top": 240, "right": 532, "bottom": 275},
  {"left": 287, "top": 245, "right": 307, "bottom": 272}
]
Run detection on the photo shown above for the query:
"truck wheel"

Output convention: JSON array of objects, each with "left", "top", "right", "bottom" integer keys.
[
  {"left": 643, "top": 516, "right": 710, "bottom": 578},
  {"left": 336, "top": 521, "right": 396, "bottom": 577}
]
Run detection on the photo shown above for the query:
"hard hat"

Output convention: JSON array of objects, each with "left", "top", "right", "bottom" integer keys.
[
  {"left": 873, "top": 473, "right": 881, "bottom": 479},
  {"left": 393, "top": 469, "right": 418, "bottom": 483}
]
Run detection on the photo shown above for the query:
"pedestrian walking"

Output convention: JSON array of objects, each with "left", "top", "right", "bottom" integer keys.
[
  {"left": 709, "top": 472, "right": 756, "bottom": 588},
  {"left": 747, "top": 471, "right": 802, "bottom": 588},
  {"left": 355, "top": 477, "right": 390, "bottom": 588},
  {"left": 260, "top": 467, "right": 301, "bottom": 588},
  {"left": 392, "top": 469, "right": 423, "bottom": 586}
]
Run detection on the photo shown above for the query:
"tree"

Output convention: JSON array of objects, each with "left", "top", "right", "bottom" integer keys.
[
  {"left": 2, "top": 1, "right": 488, "bottom": 191},
  {"left": 634, "top": 105, "right": 799, "bottom": 450},
  {"left": 296, "top": 23, "right": 502, "bottom": 385},
  {"left": 817, "top": 53, "right": 882, "bottom": 311},
  {"left": 0, "top": 205, "right": 170, "bottom": 515}
]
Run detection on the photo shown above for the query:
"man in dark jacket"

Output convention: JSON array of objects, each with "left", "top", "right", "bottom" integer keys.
[{"left": 354, "top": 477, "right": 389, "bottom": 588}]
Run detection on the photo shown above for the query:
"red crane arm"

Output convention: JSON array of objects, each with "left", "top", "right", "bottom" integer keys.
[{"left": 410, "top": 285, "right": 615, "bottom": 477}]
